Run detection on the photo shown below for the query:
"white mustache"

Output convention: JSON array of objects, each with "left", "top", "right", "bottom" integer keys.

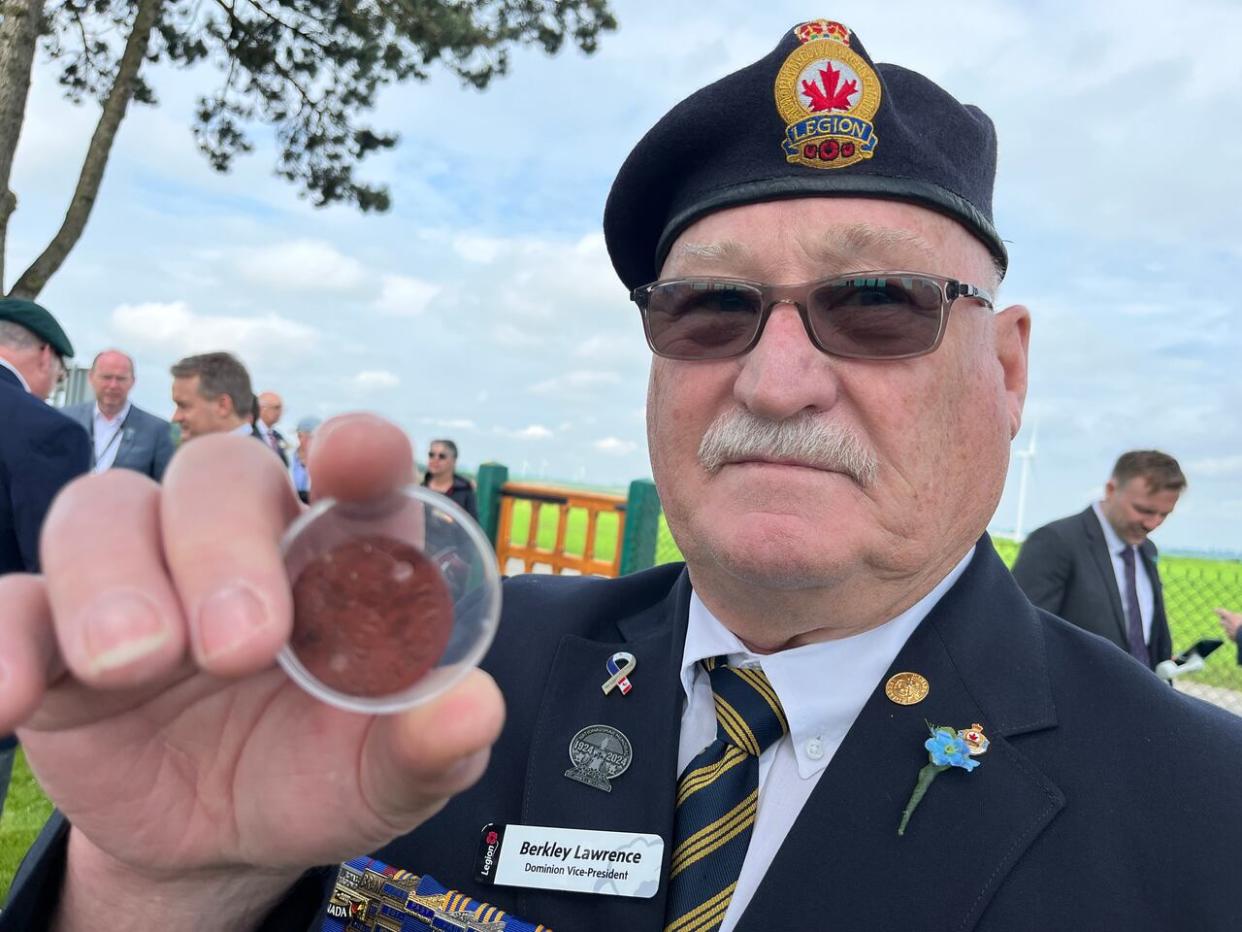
[{"left": 697, "top": 410, "right": 880, "bottom": 487}]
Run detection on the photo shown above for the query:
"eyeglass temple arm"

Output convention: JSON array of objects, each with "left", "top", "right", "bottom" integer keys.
[{"left": 947, "top": 281, "right": 994, "bottom": 308}]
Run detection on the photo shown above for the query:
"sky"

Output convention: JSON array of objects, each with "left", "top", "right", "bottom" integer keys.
[{"left": 6, "top": 0, "right": 1242, "bottom": 554}]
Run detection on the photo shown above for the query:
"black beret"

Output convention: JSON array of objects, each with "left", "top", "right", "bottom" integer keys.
[
  {"left": 0, "top": 297, "right": 75, "bottom": 357},
  {"left": 604, "top": 19, "right": 1006, "bottom": 290}
]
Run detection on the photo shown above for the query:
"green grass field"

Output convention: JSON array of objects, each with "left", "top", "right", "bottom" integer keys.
[
  {"left": 1, "top": 750, "right": 54, "bottom": 903},
  {"left": 2, "top": 524, "right": 1237, "bottom": 903}
]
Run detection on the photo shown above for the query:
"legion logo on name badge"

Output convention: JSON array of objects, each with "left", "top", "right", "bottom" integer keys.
[
  {"left": 774, "top": 19, "right": 881, "bottom": 170},
  {"left": 564, "top": 724, "right": 632, "bottom": 793}
]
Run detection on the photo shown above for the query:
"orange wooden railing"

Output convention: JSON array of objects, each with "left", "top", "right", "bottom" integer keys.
[{"left": 494, "top": 482, "right": 627, "bottom": 577}]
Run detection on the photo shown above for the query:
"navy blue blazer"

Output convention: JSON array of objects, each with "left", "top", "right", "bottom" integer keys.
[
  {"left": 6, "top": 540, "right": 1242, "bottom": 929},
  {"left": 1012, "top": 506, "right": 1173, "bottom": 670},
  {"left": 61, "top": 401, "right": 175, "bottom": 482},
  {"left": 0, "top": 366, "right": 90, "bottom": 574}
]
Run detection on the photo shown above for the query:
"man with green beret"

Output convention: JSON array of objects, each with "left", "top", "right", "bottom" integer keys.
[
  {"left": 3, "top": 19, "right": 1242, "bottom": 932},
  {"left": 0, "top": 296, "right": 90, "bottom": 821},
  {"left": 0, "top": 296, "right": 90, "bottom": 573}
]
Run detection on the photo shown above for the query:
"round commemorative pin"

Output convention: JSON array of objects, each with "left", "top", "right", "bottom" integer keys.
[{"left": 278, "top": 484, "right": 502, "bottom": 714}]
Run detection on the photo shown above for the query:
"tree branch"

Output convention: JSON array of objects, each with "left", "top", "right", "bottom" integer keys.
[
  {"left": 239, "top": 0, "right": 333, "bottom": 54},
  {"left": 9, "top": 0, "right": 165, "bottom": 299},
  {"left": 0, "top": 0, "right": 48, "bottom": 294}
]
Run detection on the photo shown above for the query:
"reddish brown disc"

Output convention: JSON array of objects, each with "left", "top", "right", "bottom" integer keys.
[{"left": 289, "top": 535, "right": 454, "bottom": 697}]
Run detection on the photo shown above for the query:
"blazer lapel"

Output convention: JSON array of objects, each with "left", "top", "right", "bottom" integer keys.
[
  {"left": 1082, "top": 507, "right": 1127, "bottom": 644},
  {"left": 513, "top": 571, "right": 691, "bottom": 930},
  {"left": 738, "top": 542, "right": 1064, "bottom": 931}
]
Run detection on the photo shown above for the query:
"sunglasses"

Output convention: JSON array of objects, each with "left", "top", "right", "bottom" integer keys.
[
  {"left": 631, "top": 271, "right": 994, "bottom": 361},
  {"left": 428, "top": 451, "right": 452, "bottom": 460}
]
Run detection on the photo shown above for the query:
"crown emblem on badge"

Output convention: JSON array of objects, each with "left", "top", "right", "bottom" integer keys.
[
  {"left": 775, "top": 21, "right": 881, "bottom": 169},
  {"left": 794, "top": 19, "right": 851, "bottom": 45}
]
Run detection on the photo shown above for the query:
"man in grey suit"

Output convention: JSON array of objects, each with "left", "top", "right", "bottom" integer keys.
[
  {"left": 1012, "top": 451, "right": 1185, "bottom": 671},
  {"left": 63, "top": 349, "right": 175, "bottom": 482}
]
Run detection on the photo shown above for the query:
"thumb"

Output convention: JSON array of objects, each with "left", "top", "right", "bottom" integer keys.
[{"left": 360, "top": 669, "right": 505, "bottom": 829}]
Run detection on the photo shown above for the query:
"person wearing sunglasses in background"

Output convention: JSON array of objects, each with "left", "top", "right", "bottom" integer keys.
[
  {"left": 2, "top": 21, "right": 1241, "bottom": 932},
  {"left": 0, "top": 298, "right": 90, "bottom": 822},
  {"left": 421, "top": 438, "right": 478, "bottom": 521}
]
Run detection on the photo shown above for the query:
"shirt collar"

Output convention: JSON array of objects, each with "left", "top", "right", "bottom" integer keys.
[
  {"left": 231, "top": 422, "right": 256, "bottom": 437},
  {"left": 680, "top": 547, "right": 976, "bottom": 779},
  {"left": 1092, "top": 501, "right": 1128, "bottom": 556},
  {"left": 94, "top": 401, "right": 131, "bottom": 425},
  {"left": 0, "top": 357, "right": 30, "bottom": 393}
]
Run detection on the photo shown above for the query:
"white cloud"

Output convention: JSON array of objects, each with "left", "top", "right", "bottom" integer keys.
[
  {"left": 374, "top": 274, "right": 440, "bottom": 316},
  {"left": 349, "top": 370, "right": 401, "bottom": 391},
  {"left": 110, "top": 301, "right": 318, "bottom": 362},
  {"left": 594, "top": 437, "right": 637, "bottom": 455},
  {"left": 236, "top": 240, "right": 366, "bottom": 291},
  {"left": 418, "top": 417, "right": 477, "bottom": 430},
  {"left": 495, "top": 424, "right": 553, "bottom": 440},
  {"left": 1188, "top": 455, "right": 1242, "bottom": 479},
  {"left": 529, "top": 370, "right": 622, "bottom": 395},
  {"left": 452, "top": 233, "right": 505, "bottom": 264},
  {"left": 493, "top": 323, "right": 542, "bottom": 347}
]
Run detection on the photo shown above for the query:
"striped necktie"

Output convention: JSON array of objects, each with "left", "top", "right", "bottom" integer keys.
[{"left": 664, "top": 657, "right": 789, "bottom": 932}]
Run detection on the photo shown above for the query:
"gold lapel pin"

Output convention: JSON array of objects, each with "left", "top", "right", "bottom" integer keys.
[{"left": 885, "top": 672, "right": 930, "bottom": 706}]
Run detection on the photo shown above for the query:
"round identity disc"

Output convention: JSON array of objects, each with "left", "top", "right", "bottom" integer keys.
[{"left": 289, "top": 535, "right": 454, "bottom": 697}]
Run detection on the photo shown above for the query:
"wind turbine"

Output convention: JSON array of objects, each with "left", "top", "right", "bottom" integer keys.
[{"left": 1013, "top": 422, "right": 1038, "bottom": 541}]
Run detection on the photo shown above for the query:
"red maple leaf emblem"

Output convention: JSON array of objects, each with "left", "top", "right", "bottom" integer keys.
[
  {"left": 486, "top": 831, "right": 499, "bottom": 845},
  {"left": 802, "top": 62, "right": 858, "bottom": 112}
]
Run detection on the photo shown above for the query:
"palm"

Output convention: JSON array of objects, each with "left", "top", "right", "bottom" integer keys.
[{"left": 21, "top": 667, "right": 396, "bottom": 873}]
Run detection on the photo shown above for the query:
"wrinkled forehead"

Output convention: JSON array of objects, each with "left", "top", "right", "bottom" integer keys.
[{"left": 660, "top": 197, "right": 992, "bottom": 284}]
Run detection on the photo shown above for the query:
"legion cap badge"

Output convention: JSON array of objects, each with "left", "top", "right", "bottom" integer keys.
[{"left": 774, "top": 20, "right": 881, "bottom": 170}]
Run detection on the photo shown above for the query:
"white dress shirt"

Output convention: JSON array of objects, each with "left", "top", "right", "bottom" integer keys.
[
  {"left": 231, "top": 422, "right": 257, "bottom": 438},
  {"left": 677, "top": 547, "right": 975, "bottom": 932},
  {"left": 256, "top": 420, "right": 281, "bottom": 452},
  {"left": 91, "top": 401, "right": 131, "bottom": 473},
  {"left": 0, "top": 357, "right": 31, "bottom": 393},
  {"left": 1091, "top": 501, "right": 1154, "bottom": 643}
]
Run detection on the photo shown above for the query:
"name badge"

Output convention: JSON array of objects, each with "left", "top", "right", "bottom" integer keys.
[{"left": 475, "top": 823, "right": 663, "bottom": 899}]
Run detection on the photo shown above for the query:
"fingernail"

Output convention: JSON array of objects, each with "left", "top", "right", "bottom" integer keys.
[
  {"left": 83, "top": 590, "right": 170, "bottom": 673},
  {"left": 197, "top": 583, "right": 270, "bottom": 660}
]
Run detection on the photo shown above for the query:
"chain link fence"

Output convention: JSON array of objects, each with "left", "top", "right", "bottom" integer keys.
[{"left": 656, "top": 523, "right": 1242, "bottom": 715}]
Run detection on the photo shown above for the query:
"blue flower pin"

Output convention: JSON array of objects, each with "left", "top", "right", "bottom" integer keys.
[{"left": 897, "top": 722, "right": 989, "bottom": 836}]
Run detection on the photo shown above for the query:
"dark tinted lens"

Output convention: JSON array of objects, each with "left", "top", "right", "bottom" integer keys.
[
  {"left": 642, "top": 280, "right": 763, "bottom": 359},
  {"left": 808, "top": 275, "right": 944, "bottom": 357}
]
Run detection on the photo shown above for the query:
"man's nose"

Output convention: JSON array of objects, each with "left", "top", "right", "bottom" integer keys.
[{"left": 732, "top": 303, "right": 841, "bottom": 420}]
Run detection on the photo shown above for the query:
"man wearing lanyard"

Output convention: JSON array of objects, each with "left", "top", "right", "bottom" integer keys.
[{"left": 62, "top": 350, "right": 175, "bottom": 481}]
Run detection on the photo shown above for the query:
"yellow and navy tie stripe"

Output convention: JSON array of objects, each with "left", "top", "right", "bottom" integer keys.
[{"left": 664, "top": 657, "right": 788, "bottom": 932}]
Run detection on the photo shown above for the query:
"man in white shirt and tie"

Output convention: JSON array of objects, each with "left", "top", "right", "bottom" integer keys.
[
  {"left": 1012, "top": 450, "right": 1185, "bottom": 671},
  {"left": 256, "top": 391, "right": 290, "bottom": 465},
  {"left": 63, "top": 350, "right": 175, "bottom": 482}
]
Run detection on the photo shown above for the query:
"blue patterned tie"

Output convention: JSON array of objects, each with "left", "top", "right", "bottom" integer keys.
[
  {"left": 664, "top": 658, "right": 789, "bottom": 932},
  {"left": 1121, "top": 546, "right": 1150, "bottom": 665}
]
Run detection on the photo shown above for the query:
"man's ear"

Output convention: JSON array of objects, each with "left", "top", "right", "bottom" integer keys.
[{"left": 994, "top": 304, "right": 1030, "bottom": 439}]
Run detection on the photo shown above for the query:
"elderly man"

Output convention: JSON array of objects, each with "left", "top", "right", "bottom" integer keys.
[
  {"left": 0, "top": 298, "right": 89, "bottom": 820},
  {"left": 0, "top": 299, "right": 90, "bottom": 575},
  {"left": 62, "top": 350, "right": 176, "bottom": 481},
  {"left": 169, "top": 351, "right": 263, "bottom": 442},
  {"left": 1, "top": 21, "right": 1240, "bottom": 932},
  {"left": 256, "top": 391, "right": 290, "bottom": 465}
]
